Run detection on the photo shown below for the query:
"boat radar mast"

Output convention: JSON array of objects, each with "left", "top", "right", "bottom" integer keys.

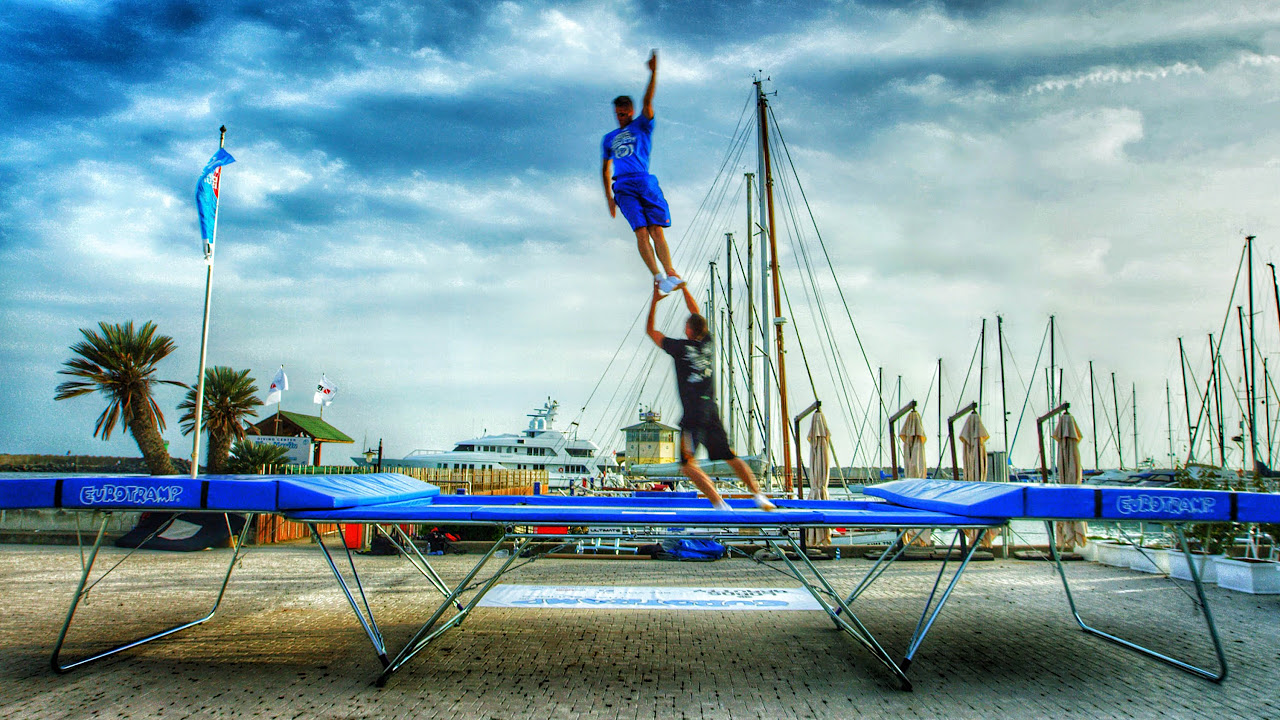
[{"left": 526, "top": 398, "right": 559, "bottom": 433}]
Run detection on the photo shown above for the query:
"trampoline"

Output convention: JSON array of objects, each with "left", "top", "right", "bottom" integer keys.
[{"left": 3, "top": 473, "right": 1276, "bottom": 689}]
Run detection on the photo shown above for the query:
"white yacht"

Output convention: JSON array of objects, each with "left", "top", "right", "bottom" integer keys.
[{"left": 353, "top": 399, "right": 617, "bottom": 489}]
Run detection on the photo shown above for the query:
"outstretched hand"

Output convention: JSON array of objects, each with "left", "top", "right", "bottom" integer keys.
[{"left": 648, "top": 50, "right": 657, "bottom": 72}]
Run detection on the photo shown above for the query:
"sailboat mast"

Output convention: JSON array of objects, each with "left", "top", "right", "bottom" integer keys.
[
  {"left": 1049, "top": 315, "right": 1056, "bottom": 408},
  {"left": 1112, "top": 372, "right": 1124, "bottom": 469},
  {"left": 1178, "top": 338, "right": 1194, "bottom": 462},
  {"left": 1211, "top": 333, "right": 1225, "bottom": 466},
  {"left": 1268, "top": 358, "right": 1275, "bottom": 467},
  {"left": 1167, "top": 380, "right": 1174, "bottom": 468},
  {"left": 745, "top": 173, "right": 756, "bottom": 456},
  {"left": 754, "top": 83, "right": 772, "bottom": 477},
  {"left": 979, "top": 319, "right": 986, "bottom": 414},
  {"left": 878, "top": 366, "right": 884, "bottom": 471},
  {"left": 1132, "top": 383, "right": 1138, "bottom": 468},
  {"left": 1248, "top": 235, "right": 1258, "bottom": 473},
  {"left": 1265, "top": 359, "right": 1271, "bottom": 467},
  {"left": 1239, "top": 305, "right": 1253, "bottom": 472},
  {"left": 998, "top": 315, "right": 1009, "bottom": 459},
  {"left": 726, "top": 232, "right": 735, "bottom": 446},
  {"left": 756, "top": 78, "right": 793, "bottom": 488},
  {"left": 1090, "top": 360, "right": 1100, "bottom": 469},
  {"left": 937, "top": 357, "right": 943, "bottom": 476},
  {"left": 708, "top": 260, "right": 717, "bottom": 415}
]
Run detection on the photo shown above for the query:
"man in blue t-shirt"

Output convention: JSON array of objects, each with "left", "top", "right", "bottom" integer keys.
[
  {"left": 603, "top": 50, "right": 685, "bottom": 295},
  {"left": 646, "top": 281, "right": 776, "bottom": 511}
]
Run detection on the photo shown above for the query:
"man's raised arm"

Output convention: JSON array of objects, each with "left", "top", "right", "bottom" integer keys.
[
  {"left": 646, "top": 282, "right": 666, "bottom": 347},
  {"left": 680, "top": 283, "right": 700, "bottom": 316},
  {"left": 642, "top": 50, "right": 657, "bottom": 120}
]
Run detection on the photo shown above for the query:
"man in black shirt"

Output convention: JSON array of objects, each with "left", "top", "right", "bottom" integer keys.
[{"left": 647, "top": 282, "right": 776, "bottom": 511}]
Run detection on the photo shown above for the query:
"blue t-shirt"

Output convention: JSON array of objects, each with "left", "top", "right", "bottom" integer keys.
[{"left": 602, "top": 114, "right": 654, "bottom": 177}]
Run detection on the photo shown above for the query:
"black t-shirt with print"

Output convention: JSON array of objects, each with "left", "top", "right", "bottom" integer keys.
[{"left": 661, "top": 336, "right": 717, "bottom": 426}]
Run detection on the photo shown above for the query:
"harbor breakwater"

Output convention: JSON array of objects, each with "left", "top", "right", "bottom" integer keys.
[{"left": 0, "top": 454, "right": 191, "bottom": 475}]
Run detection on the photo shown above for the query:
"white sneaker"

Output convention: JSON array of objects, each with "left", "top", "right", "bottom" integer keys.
[
  {"left": 713, "top": 500, "right": 732, "bottom": 511},
  {"left": 658, "top": 274, "right": 685, "bottom": 294},
  {"left": 753, "top": 494, "right": 777, "bottom": 511}
]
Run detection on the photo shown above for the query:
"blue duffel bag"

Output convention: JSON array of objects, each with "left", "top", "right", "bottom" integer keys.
[{"left": 660, "top": 537, "right": 726, "bottom": 561}]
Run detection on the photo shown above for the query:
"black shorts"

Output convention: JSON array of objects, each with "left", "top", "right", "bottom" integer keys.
[{"left": 680, "top": 417, "right": 735, "bottom": 464}]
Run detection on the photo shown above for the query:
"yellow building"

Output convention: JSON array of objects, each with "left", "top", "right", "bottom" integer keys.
[{"left": 621, "top": 409, "right": 678, "bottom": 469}]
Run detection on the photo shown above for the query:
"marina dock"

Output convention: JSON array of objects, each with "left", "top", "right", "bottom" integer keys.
[{"left": 1, "top": 543, "right": 1276, "bottom": 719}]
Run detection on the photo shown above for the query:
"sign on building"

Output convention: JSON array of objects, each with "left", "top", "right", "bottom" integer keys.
[{"left": 253, "top": 435, "right": 313, "bottom": 466}]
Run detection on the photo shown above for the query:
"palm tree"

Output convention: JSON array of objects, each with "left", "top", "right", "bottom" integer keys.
[
  {"left": 225, "top": 439, "right": 291, "bottom": 474},
  {"left": 178, "top": 366, "right": 263, "bottom": 474},
  {"left": 55, "top": 321, "right": 185, "bottom": 475}
]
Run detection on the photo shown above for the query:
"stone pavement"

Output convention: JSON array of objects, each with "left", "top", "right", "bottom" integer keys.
[{"left": 0, "top": 542, "right": 1277, "bottom": 719}]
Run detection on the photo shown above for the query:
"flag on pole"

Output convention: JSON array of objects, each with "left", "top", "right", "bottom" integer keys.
[
  {"left": 195, "top": 147, "right": 235, "bottom": 250},
  {"left": 265, "top": 366, "right": 288, "bottom": 404},
  {"left": 314, "top": 374, "right": 338, "bottom": 406}
]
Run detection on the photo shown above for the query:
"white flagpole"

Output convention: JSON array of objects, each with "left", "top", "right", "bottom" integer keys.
[
  {"left": 275, "top": 364, "right": 283, "bottom": 435},
  {"left": 191, "top": 125, "right": 226, "bottom": 479}
]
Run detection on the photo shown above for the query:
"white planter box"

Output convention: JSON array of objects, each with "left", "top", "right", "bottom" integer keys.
[
  {"left": 1076, "top": 540, "right": 1104, "bottom": 562},
  {"left": 1168, "top": 552, "right": 1221, "bottom": 583},
  {"left": 1215, "top": 557, "right": 1280, "bottom": 594},
  {"left": 1129, "top": 547, "right": 1171, "bottom": 574},
  {"left": 1095, "top": 542, "right": 1139, "bottom": 568}
]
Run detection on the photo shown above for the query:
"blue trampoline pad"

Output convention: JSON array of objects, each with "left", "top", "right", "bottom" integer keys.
[
  {"left": 0, "top": 473, "right": 440, "bottom": 513},
  {"left": 865, "top": 479, "right": 1026, "bottom": 518},
  {"left": 275, "top": 473, "right": 438, "bottom": 510},
  {"left": 0, "top": 475, "right": 280, "bottom": 512},
  {"left": 866, "top": 478, "right": 1280, "bottom": 523}
]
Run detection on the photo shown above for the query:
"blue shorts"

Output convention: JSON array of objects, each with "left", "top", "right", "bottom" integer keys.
[{"left": 613, "top": 173, "right": 671, "bottom": 231}]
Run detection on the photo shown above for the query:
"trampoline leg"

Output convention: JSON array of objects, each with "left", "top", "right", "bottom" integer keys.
[
  {"left": 52, "top": 512, "right": 255, "bottom": 673},
  {"left": 770, "top": 536, "right": 912, "bottom": 691},
  {"left": 842, "top": 529, "right": 913, "bottom": 607},
  {"left": 377, "top": 534, "right": 529, "bottom": 686},
  {"left": 1048, "top": 521, "right": 1227, "bottom": 682},
  {"left": 310, "top": 523, "right": 388, "bottom": 667},
  {"left": 902, "top": 529, "right": 983, "bottom": 668},
  {"left": 374, "top": 524, "right": 463, "bottom": 611}
]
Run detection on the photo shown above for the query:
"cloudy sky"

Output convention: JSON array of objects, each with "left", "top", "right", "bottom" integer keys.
[{"left": 4, "top": 0, "right": 1280, "bottom": 472}]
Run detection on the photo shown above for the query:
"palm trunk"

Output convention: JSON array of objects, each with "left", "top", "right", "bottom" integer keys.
[
  {"left": 129, "top": 402, "right": 176, "bottom": 475},
  {"left": 206, "top": 431, "right": 234, "bottom": 475}
]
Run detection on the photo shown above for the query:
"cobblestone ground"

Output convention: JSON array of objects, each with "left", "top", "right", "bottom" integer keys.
[{"left": 0, "top": 542, "right": 1277, "bottom": 719}]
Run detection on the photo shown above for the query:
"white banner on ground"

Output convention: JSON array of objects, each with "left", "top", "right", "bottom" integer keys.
[{"left": 478, "top": 585, "right": 821, "bottom": 610}]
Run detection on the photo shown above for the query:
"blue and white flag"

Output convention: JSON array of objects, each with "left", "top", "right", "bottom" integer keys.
[{"left": 195, "top": 147, "right": 235, "bottom": 248}]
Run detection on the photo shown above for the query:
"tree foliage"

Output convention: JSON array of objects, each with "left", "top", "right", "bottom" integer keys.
[
  {"left": 178, "top": 366, "right": 263, "bottom": 474},
  {"left": 224, "top": 440, "right": 292, "bottom": 474},
  {"left": 55, "top": 321, "right": 184, "bottom": 475}
]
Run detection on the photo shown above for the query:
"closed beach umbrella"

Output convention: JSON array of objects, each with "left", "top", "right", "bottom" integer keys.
[
  {"left": 899, "top": 409, "right": 931, "bottom": 545},
  {"left": 899, "top": 409, "right": 928, "bottom": 479},
  {"left": 959, "top": 412, "right": 995, "bottom": 548},
  {"left": 1053, "top": 412, "right": 1088, "bottom": 551},
  {"left": 805, "top": 409, "right": 832, "bottom": 547},
  {"left": 959, "top": 412, "right": 989, "bottom": 482}
]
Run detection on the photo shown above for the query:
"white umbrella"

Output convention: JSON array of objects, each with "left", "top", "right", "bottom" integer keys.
[
  {"left": 898, "top": 409, "right": 930, "bottom": 545},
  {"left": 1053, "top": 412, "right": 1088, "bottom": 551},
  {"left": 959, "top": 412, "right": 995, "bottom": 549},
  {"left": 899, "top": 410, "right": 928, "bottom": 479},
  {"left": 805, "top": 409, "right": 832, "bottom": 547}
]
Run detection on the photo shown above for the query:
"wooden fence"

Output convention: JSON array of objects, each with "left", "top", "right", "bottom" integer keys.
[{"left": 251, "top": 465, "right": 548, "bottom": 544}]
